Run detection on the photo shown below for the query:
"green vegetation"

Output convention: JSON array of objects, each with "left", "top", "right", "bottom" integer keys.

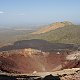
[{"left": 23, "top": 25, "right": 80, "bottom": 44}]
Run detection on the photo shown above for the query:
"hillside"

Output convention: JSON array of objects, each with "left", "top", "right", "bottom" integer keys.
[
  {"left": 31, "top": 21, "right": 73, "bottom": 34},
  {"left": 26, "top": 25, "right": 80, "bottom": 44}
]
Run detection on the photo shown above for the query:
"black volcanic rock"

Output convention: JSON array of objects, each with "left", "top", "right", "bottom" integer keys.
[
  {"left": 0, "top": 39, "right": 79, "bottom": 52},
  {"left": 43, "top": 74, "right": 60, "bottom": 80}
]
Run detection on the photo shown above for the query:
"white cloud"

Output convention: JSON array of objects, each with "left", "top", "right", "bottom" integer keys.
[{"left": 0, "top": 11, "right": 4, "bottom": 14}]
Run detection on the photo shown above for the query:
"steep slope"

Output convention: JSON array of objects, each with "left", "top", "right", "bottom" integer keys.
[{"left": 32, "top": 21, "right": 73, "bottom": 34}]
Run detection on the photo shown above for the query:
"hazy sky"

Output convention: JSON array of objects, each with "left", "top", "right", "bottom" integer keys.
[{"left": 0, "top": 0, "right": 80, "bottom": 26}]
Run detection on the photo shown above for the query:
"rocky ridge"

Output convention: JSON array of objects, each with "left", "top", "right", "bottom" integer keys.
[{"left": 32, "top": 21, "right": 73, "bottom": 34}]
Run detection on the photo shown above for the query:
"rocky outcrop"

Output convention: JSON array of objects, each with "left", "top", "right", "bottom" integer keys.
[{"left": 0, "top": 68, "right": 80, "bottom": 80}]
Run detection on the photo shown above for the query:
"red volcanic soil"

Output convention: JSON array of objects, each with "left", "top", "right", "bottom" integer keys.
[{"left": 0, "top": 49, "right": 80, "bottom": 73}]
